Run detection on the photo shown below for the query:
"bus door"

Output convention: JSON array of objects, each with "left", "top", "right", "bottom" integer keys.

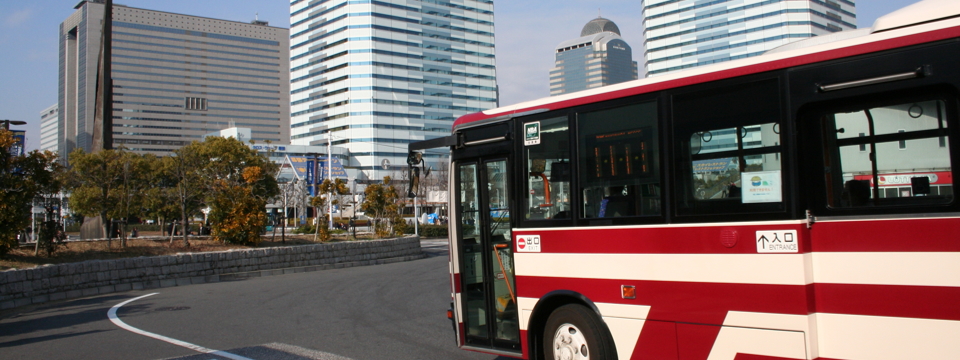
[{"left": 457, "top": 156, "right": 521, "bottom": 352}]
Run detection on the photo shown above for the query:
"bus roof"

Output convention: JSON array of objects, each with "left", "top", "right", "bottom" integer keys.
[{"left": 452, "top": 0, "right": 960, "bottom": 131}]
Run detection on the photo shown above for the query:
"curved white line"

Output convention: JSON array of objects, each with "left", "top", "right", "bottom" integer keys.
[{"left": 108, "top": 293, "right": 254, "bottom": 360}]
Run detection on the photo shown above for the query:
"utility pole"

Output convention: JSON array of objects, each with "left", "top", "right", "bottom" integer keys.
[{"left": 327, "top": 133, "right": 333, "bottom": 231}]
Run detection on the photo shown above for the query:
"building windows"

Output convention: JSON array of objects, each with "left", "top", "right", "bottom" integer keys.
[{"left": 185, "top": 97, "right": 208, "bottom": 111}]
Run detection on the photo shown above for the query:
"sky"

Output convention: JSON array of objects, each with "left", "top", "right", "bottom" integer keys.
[{"left": 0, "top": 0, "right": 921, "bottom": 151}]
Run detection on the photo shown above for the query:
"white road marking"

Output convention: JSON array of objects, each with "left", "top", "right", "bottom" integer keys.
[{"left": 108, "top": 293, "right": 255, "bottom": 360}]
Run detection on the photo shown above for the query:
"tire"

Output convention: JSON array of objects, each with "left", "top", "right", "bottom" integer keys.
[{"left": 542, "top": 304, "right": 616, "bottom": 360}]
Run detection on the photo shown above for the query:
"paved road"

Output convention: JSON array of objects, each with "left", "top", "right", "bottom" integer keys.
[{"left": 0, "top": 239, "right": 512, "bottom": 360}]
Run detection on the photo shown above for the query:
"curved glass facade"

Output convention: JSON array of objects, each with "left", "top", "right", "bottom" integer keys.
[
  {"left": 289, "top": 0, "right": 498, "bottom": 181},
  {"left": 642, "top": 0, "right": 857, "bottom": 76}
]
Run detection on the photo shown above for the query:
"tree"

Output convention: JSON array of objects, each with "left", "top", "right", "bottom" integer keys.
[
  {"left": 165, "top": 142, "right": 208, "bottom": 247},
  {"left": 309, "top": 194, "right": 329, "bottom": 242},
  {"left": 274, "top": 177, "right": 307, "bottom": 243},
  {"left": 360, "top": 176, "right": 404, "bottom": 238},
  {"left": 64, "top": 148, "right": 124, "bottom": 247},
  {"left": 0, "top": 130, "right": 63, "bottom": 256},
  {"left": 318, "top": 178, "right": 349, "bottom": 225},
  {"left": 200, "top": 137, "right": 278, "bottom": 245},
  {"left": 209, "top": 166, "right": 272, "bottom": 245},
  {"left": 143, "top": 157, "right": 181, "bottom": 241},
  {"left": 109, "top": 151, "right": 154, "bottom": 248}
]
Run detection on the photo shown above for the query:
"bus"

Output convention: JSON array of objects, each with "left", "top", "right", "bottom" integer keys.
[{"left": 409, "top": 1, "right": 959, "bottom": 358}]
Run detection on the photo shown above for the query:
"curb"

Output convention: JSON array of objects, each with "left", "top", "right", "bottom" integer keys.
[{"left": 1, "top": 237, "right": 425, "bottom": 311}]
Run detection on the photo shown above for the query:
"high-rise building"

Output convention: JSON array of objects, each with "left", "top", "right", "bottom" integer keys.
[
  {"left": 642, "top": 0, "right": 856, "bottom": 76},
  {"left": 39, "top": 104, "right": 59, "bottom": 154},
  {"left": 550, "top": 17, "right": 638, "bottom": 96},
  {"left": 59, "top": 0, "right": 289, "bottom": 156},
  {"left": 289, "top": 0, "right": 498, "bottom": 182}
]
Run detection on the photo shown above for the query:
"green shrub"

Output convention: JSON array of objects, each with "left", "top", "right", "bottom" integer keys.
[
  {"left": 421, "top": 225, "right": 448, "bottom": 237},
  {"left": 403, "top": 224, "right": 447, "bottom": 237},
  {"left": 294, "top": 224, "right": 315, "bottom": 234}
]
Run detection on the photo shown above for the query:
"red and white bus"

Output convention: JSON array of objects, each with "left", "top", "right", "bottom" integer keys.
[{"left": 410, "top": 1, "right": 960, "bottom": 358}]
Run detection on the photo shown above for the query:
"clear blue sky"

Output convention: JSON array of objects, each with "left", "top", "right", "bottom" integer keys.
[{"left": 0, "top": 0, "right": 920, "bottom": 151}]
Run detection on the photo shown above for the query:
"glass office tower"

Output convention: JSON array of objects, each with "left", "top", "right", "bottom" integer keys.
[
  {"left": 642, "top": 0, "right": 856, "bottom": 76},
  {"left": 289, "top": 0, "right": 498, "bottom": 182},
  {"left": 550, "top": 17, "right": 639, "bottom": 96}
]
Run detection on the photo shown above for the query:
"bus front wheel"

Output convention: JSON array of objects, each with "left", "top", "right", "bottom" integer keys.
[{"left": 543, "top": 304, "right": 615, "bottom": 360}]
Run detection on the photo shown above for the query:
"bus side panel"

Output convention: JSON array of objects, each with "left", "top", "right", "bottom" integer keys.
[
  {"left": 513, "top": 222, "right": 814, "bottom": 360},
  {"left": 808, "top": 216, "right": 960, "bottom": 360}
]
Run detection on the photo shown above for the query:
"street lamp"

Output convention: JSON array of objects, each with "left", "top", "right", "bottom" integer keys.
[{"left": 2, "top": 119, "right": 27, "bottom": 131}]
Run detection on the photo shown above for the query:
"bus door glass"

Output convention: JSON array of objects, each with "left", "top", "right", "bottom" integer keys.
[{"left": 457, "top": 158, "right": 520, "bottom": 350}]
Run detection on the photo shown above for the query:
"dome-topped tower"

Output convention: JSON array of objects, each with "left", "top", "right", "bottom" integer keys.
[
  {"left": 551, "top": 15, "right": 637, "bottom": 96},
  {"left": 581, "top": 17, "right": 621, "bottom": 37}
]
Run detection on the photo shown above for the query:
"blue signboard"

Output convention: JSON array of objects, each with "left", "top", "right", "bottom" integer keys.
[
  {"left": 692, "top": 158, "right": 734, "bottom": 173},
  {"left": 11, "top": 130, "right": 25, "bottom": 156}
]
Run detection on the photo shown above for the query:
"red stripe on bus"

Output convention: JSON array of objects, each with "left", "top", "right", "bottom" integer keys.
[
  {"left": 519, "top": 277, "right": 960, "bottom": 321},
  {"left": 813, "top": 283, "right": 960, "bottom": 320},
  {"left": 454, "top": 25, "right": 960, "bottom": 129},
  {"left": 520, "top": 329, "right": 530, "bottom": 359},
  {"left": 520, "top": 277, "right": 810, "bottom": 321},
  {"left": 811, "top": 217, "right": 960, "bottom": 252},
  {"left": 512, "top": 216, "right": 960, "bottom": 254},
  {"left": 632, "top": 319, "right": 679, "bottom": 360},
  {"left": 514, "top": 225, "right": 808, "bottom": 254}
]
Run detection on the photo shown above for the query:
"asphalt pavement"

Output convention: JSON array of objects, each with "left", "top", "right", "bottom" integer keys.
[{"left": 0, "top": 238, "right": 510, "bottom": 360}]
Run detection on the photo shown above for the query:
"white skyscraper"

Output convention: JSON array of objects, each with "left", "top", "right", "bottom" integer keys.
[
  {"left": 289, "top": 0, "right": 498, "bottom": 182},
  {"left": 642, "top": 0, "right": 856, "bottom": 76},
  {"left": 39, "top": 104, "right": 60, "bottom": 154}
]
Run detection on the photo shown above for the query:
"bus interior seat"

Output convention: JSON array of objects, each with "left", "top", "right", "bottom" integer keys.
[
  {"left": 601, "top": 196, "right": 633, "bottom": 217},
  {"left": 843, "top": 179, "right": 871, "bottom": 206}
]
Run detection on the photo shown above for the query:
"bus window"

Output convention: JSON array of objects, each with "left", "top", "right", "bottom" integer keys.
[
  {"left": 577, "top": 101, "right": 660, "bottom": 219},
  {"left": 674, "top": 79, "right": 784, "bottom": 217},
  {"left": 522, "top": 116, "right": 571, "bottom": 220},
  {"left": 823, "top": 99, "right": 953, "bottom": 208},
  {"left": 690, "top": 123, "right": 782, "bottom": 202}
]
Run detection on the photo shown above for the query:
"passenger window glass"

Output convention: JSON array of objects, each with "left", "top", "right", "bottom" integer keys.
[
  {"left": 824, "top": 99, "right": 953, "bottom": 207},
  {"left": 674, "top": 79, "right": 784, "bottom": 216},
  {"left": 523, "top": 117, "right": 571, "bottom": 220},
  {"left": 691, "top": 123, "right": 782, "bottom": 202},
  {"left": 578, "top": 101, "right": 661, "bottom": 219}
]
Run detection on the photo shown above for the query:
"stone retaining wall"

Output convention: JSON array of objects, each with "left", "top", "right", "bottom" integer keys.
[{"left": 0, "top": 236, "right": 423, "bottom": 310}]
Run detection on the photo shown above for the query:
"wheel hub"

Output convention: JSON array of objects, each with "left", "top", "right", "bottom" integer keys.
[{"left": 553, "top": 323, "right": 589, "bottom": 360}]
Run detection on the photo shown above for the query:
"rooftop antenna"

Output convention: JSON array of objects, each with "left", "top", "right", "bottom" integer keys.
[{"left": 598, "top": 8, "right": 602, "bottom": 18}]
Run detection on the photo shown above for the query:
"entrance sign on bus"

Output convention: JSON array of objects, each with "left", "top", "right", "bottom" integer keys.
[{"left": 755, "top": 230, "right": 798, "bottom": 253}]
